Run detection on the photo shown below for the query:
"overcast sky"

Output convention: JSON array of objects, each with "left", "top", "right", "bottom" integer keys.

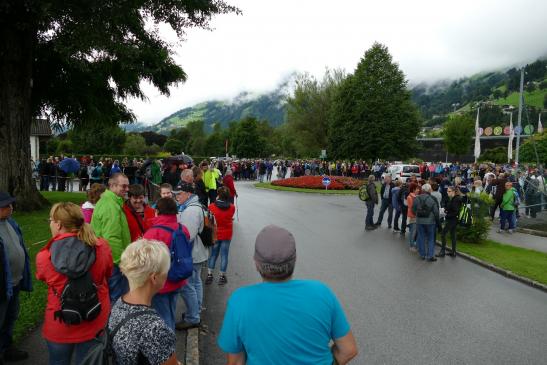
[{"left": 126, "top": 0, "right": 547, "bottom": 124}]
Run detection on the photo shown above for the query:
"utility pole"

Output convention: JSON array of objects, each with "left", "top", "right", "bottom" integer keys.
[{"left": 515, "top": 68, "right": 524, "bottom": 165}]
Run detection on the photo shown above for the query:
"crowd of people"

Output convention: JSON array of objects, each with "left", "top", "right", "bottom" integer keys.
[
  {"left": 1, "top": 156, "right": 361, "bottom": 365},
  {"left": 362, "top": 163, "right": 546, "bottom": 262}
]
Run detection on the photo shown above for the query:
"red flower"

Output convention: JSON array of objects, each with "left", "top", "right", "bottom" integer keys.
[{"left": 271, "top": 176, "right": 364, "bottom": 190}]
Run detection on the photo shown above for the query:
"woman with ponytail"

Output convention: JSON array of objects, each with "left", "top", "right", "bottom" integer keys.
[{"left": 36, "top": 202, "right": 113, "bottom": 364}]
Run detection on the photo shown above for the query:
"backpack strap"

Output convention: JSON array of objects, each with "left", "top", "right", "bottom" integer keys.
[
  {"left": 109, "top": 309, "right": 156, "bottom": 342},
  {"left": 152, "top": 225, "right": 174, "bottom": 234}
]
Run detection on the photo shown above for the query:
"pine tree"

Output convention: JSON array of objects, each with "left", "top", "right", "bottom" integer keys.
[{"left": 328, "top": 43, "right": 421, "bottom": 160}]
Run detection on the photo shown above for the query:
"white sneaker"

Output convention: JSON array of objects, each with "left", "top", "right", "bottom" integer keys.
[
  {"left": 508, "top": 229, "right": 514, "bottom": 234},
  {"left": 496, "top": 229, "right": 502, "bottom": 233}
]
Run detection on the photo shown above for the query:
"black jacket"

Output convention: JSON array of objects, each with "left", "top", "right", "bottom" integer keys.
[{"left": 445, "top": 195, "right": 462, "bottom": 219}]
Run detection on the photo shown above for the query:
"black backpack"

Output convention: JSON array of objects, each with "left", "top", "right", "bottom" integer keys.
[
  {"left": 416, "top": 196, "right": 432, "bottom": 218},
  {"left": 54, "top": 270, "right": 101, "bottom": 325}
]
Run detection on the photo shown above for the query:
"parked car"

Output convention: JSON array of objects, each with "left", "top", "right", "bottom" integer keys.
[{"left": 381, "top": 164, "right": 420, "bottom": 182}]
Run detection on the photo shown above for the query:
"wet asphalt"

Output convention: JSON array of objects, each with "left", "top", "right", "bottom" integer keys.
[{"left": 200, "top": 181, "right": 547, "bottom": 365}]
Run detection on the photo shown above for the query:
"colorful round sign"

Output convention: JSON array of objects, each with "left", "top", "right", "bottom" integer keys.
[
  {"left": 478, "top": 127, "right": 484, "bottom": 136},
  {"left": 503, "top": 126, "right": 511, "bottom": 135},
  {"left": 514, "top": 126, "right": 522, "bottom": 135},
  {"left": 493, "top": 126, "right": 503, "bottom": 136},
  {"left": 484, "top": 127, "right": 493, "bottom": 136},
  {"left": 524, "top": 125, "right": 534, "bottom": 135}
]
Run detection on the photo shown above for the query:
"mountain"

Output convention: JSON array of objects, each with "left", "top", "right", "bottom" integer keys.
[
  {"left": 412, "top": 58, "right": 547, "bottom": 126},
  {"left": 134, "top": 59, "right": 547, "bottom": 134},
  {"left": 141, "top": 77, "right": 293, "bottom": 134}
]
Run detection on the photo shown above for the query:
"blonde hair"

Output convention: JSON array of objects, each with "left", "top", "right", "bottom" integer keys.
[
  {"left": 119, "top": 239, "right": 170, "bottom": 290},
  {"left": 50, "top": 202, "right": 97, "bottom": 246}
]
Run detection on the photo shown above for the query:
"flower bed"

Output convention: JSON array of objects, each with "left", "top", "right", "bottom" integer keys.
[{"left": 271, "top": 176, "right": 365, "bottom": 190}]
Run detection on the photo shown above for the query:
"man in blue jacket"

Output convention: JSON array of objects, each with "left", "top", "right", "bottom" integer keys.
[{"left": 0, "top": 192, "right": 32, "bottom": 364}]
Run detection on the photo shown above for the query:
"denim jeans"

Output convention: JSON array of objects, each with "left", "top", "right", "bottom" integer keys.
[
  {"left": 108, "top": 265, "right": 129, "bottom": 305},
  {"left": 0, "top": 286, "right": 20, "bottom": 353},
  {"left": 500, "top": 209, "right": 516, "bottom": 230},
  {"left": 46, "top": 339, "right": 96, "bottom": 365},
  {"left": 180, "top": 263, "right": 204, "bottom": 324},
  {"left": 417, "top": 224, "right": 436, "bottom": 259},
  {"left": 208, "top": 240, "right": 231, "bottom": 273},
  {"left": 407, "top": 223, "right": 417, "bottom": 247},
  {"left": 376, "top": 198, "right": 393, "bottom": 226},
  {"left": 365, "top": 201, "right": 375, "bottom": 227},
  {"left": 152, "top": 291, "right": 179, "bottom": 330},
  {"left": 393, "top": 209, "right": 401, "bottom": 230}
]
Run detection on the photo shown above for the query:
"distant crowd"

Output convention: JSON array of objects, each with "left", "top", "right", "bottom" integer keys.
[{"left": 361, "top": 163, "right": 546, "bottom": 262}]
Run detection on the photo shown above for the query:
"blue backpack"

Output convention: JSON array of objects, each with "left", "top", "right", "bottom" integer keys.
[{"left": 152, "top": 224, "right": 193, "bottom": 281}]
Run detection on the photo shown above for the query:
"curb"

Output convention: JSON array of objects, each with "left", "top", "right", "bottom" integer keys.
[
  {"left": 435, "top": 241, "right": 547, "bottom": 294},
  {"left": 516, "top": 227, "right": 547, "bottom": 238},
  {"left": 185, "top": 328, "right": 200, "bottom": 365}
]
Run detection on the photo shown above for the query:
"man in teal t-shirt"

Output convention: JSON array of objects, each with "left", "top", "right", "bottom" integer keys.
[{"left": 218, "top": 225, "right": 358, "bottom": 365}]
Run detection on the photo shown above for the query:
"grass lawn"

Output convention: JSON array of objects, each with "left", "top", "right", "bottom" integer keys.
[
  {"left": 458, "top": 239, "right": 547, "bottom": 286},
  {"left": 11, "top": 191, "right": 86, "bottom": 342},
  {"left": 254, "top": 182, "right": 359, "bottom": 195},
  {"left": 493, "top": 88, "right": 545, "bottom": 109}
]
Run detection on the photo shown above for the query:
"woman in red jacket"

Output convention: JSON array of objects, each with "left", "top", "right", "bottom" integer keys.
[
  {"left": 36, "top": 202, "right": 113, "bottom": 364},
  {"left": 123, "top": 184, "right": 155, "bottom": 242},
  {"left": 205, "top": 187, "right": 235, "bottom": 286},
  {"left": 143, "top": 197, "right": 189, "bottom": 330},
  {"left": 222, "top": 169, "right": 237, "bottom": 204}
]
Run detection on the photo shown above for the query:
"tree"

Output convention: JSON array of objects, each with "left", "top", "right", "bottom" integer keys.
[
  {"left": 69, "top": 123, "right": 127, "bottom": 155},
  {"left": 519, "top": 133, "right": 547, "bottom": 164},
  {"left": 140, "top": 131, "right": 167, "bottom": 147},
  {"left": 328, "top": 43, "right": 421, "bottom": 160},
  {"left": 124, "top": 134, "right": 148, "bottom": 156},
  {"left": 232, "top": 117, "right": 266, "bottom": 157},
  {"left": 0, "top": 0, "right": 238, "bottom": 210},
  {"left": 442, "top": 114, "right": 475, "bottom": 157},
  {"left": 205, "top": 123, "right": 228, "bottom": 157},
  {"left": 186, "top": 120, "right": 206, "bottom": 156},
  {"left": 286, "top": 69, "right": 346, "bottom": 157}
]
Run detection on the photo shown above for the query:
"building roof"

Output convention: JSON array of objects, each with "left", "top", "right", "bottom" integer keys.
[{"left": 31, "top": 119, "right": 52, "bottom": 136}]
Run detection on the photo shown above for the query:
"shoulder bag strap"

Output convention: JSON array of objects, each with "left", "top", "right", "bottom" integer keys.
[{"left": 110, "top": 310, "right": 156, "bottom": 341}]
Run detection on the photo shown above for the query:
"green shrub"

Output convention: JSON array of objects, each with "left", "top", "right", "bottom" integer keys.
[{"left": 457, "top": 192, "right": 494, "bottom": 243}]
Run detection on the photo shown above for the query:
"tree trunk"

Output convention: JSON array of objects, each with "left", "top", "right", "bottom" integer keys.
[{"left": 0, "top": 15, "right": 47, "bottom": 211}]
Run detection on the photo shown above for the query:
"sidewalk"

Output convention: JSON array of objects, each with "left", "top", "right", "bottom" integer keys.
[{"left": 488, "top": 209, "right": 547, "bottom": 253}]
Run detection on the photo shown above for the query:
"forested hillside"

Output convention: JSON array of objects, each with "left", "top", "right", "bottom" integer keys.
[{"left": 412, "top": 58, "right": 547, "bottom": 126}]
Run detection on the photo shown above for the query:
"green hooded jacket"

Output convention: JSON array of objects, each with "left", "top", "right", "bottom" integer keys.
[{"left": 91, "top": 189, "right": 131, "bottom": 264}]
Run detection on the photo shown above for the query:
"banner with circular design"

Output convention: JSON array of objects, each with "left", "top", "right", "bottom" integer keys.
[
  {"left": 503, "top": 126, "right": 511, "bottom": 135},
  {"left": 514, "top": 126, "right": 522, "bottom": 135},
  {"left": 493, "top": 126, "right": 503, "bottom": 136},
  {"left": 478, "top": 127, "right": 484, "bottom": 136},
  {"left": 484, "top": 127, "right": 493, "bottom": 136},
  {"left": 524, "top": 125, "right": 534, "bottom": 135}
]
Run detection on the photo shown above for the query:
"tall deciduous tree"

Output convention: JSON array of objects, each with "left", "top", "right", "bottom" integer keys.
[
  {"left": 328, "top": 43, "right": 421, "bottom": 160},
  {"left": 69, "top": 124, "right": 126, "bottom": 154},
  {"left": 0, "top": 0, "right": 238, "bottom": 210},
  {"left": 442, "top": 114, "right": 475, "bottom": 157},
  {"left": 286, "top": 69, "right": 346, "bottom": 157}
]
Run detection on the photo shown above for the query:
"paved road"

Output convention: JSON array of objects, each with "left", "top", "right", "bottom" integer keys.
[{"left": 201, "top": 182, "right": 547, "bottom": 365}]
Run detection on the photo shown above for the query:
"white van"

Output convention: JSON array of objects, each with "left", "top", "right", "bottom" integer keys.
[{"left": 381, "top": 164, "right": 420, "bottom": 182}]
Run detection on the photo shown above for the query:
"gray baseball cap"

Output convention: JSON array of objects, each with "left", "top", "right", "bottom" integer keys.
[{"left": 254, "top": 225, "right": 296, "bottom": 265}]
